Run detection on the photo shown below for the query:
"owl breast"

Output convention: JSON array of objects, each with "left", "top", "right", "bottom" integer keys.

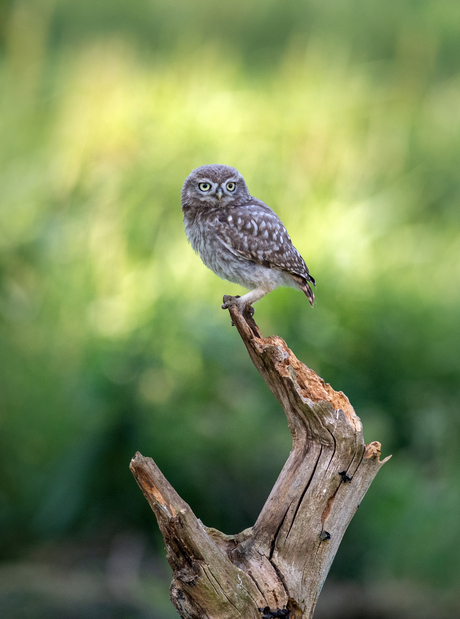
[{"left": 183, "top": 206, "right": 296, "bottom": 292}]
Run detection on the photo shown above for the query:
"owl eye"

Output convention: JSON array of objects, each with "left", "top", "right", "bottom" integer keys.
[
  {"left": 198, "top": 182, "right": 211, "bottom": 192},
  {"left": 226, "top": 182, "right": 236, "bottom": 192}
]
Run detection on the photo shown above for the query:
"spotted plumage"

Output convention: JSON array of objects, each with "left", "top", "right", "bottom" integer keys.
[{"left": 181, "top": 164, "right": 316, "bottom": 309}]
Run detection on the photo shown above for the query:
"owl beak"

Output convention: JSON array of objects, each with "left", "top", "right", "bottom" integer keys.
[{"left": 216, "top": 187, "right": 223, "bottom": 201}]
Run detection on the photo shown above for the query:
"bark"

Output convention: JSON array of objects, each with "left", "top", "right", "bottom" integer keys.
[{"left": 130, "top": 302, "right": 390, "bottom": 619}]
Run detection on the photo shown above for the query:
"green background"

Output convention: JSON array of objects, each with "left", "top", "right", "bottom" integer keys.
[{"left": 1, "top": 1, "right": 459, "bottom": 617}]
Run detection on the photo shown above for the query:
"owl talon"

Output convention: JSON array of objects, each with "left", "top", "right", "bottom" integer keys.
[
  {"left": 245, "top": 305, "right": 255, "bottom": 318},
  {"left": 221, "top": 295, "right": 240, "bottom": 310}
]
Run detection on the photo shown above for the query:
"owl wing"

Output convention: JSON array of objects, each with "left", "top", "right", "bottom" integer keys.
[{"left": 214, "top": 202, "right": 315, "bottom": 284}]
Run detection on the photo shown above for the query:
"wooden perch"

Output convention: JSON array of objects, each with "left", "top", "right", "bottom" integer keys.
[{"left": 130, "top": 303, "right": 390, "bottom": 619}]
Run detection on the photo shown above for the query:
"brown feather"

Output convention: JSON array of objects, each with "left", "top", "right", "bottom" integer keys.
[{"left": 292, "top": 275, "right": 315, "bottom": 307}]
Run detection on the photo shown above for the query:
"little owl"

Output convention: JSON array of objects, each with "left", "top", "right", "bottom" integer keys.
[{"left": 181, "top": 164, "right": 315, "bottom": 310}]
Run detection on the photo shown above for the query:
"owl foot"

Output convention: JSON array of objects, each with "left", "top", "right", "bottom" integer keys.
[
  {"left": 222, "top": 295, "right": 255, "bottom": 326},
  {"left": 222, "top": 295, "right": 255, "bottom": 313},
  {"left": 222, "top": 295, "right": 240, "bottom": 326},
  {"left": 221, "top": 294, "right": 241, "bottom": 310},
  {"left": 245, "top": 305, "right": 255, "bottom": 318}
]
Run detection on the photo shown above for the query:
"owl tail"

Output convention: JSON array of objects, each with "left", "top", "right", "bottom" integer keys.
[{"left": 292, "top": 274, "right": 315, "bottom": 307}]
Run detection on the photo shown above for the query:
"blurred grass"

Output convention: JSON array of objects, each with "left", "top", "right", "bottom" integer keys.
[{"left": 1, "top": 0, "right": 460, "bottom": 616}]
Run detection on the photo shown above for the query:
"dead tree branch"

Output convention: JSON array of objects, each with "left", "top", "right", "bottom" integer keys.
[{"left": 130, "top": 303, "right": 390, "bottom": 618}]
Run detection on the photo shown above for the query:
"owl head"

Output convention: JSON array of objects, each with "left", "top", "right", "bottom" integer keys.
[{"left": 181, "top": 164, "right": 250, "bottom": 209}]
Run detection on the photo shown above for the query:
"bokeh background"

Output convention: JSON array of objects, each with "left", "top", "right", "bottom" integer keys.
[{"left": 1, "top": 1, "right": 460, "bottom": 617}]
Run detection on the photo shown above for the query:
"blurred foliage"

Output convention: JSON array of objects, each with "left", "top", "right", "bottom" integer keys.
[{"left": 1, "top": 0, "right": 460, "bottom": 616}]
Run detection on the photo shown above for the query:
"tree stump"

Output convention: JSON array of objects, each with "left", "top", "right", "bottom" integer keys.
[{"left": 130, "top": 303, "right": 390, "bottom": 618}]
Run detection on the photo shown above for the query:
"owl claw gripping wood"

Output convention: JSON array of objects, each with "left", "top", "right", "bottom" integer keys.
[{"left": 181, "top": 164, "right": 316, "bottom": 310}]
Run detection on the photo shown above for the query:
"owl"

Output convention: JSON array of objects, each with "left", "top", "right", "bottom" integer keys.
[{"left": 181, "top": 164, "right": 316, "bottom": 310}]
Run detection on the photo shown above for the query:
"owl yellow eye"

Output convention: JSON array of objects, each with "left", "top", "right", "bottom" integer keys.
[
  {"left": 226, "top": 182, "right": 236, "bottom": 192},
  {"left": 198, "top": 182, "right": 211, "bottom": 192}
]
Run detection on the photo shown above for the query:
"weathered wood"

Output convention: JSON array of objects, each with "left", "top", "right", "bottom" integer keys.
[{"left": 130, "top": 302, "right": 390, "bottom": 618}]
